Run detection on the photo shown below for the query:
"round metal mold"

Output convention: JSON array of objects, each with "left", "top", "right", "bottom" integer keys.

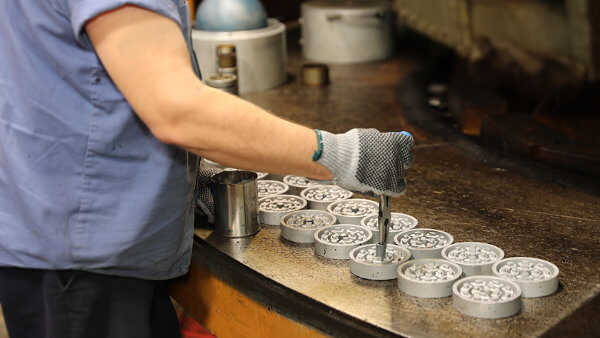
[
  {"left": 258, "top": 195, "right": 307, "bottom": 225},
  {"left": 314, "top": 224, "right": 372, "bottom": 260},
  {"left": 349, "top": 244, "right": 411, "bottom": 280},
  {"left": 361, "top": 212, "right": 419, "bottom": 244},
  {"left": 257, "top": 180, "right": 289, "bottom": 198},
  {"left": 453, "top": 276, "right": 522, "bottom": 319},
  {"left": 393, "top": 228, "right": 454, "bottom": 259},
  {"left": 224, "top": 167, "right": 269, "bottom": 180},
  {"left": 327, "top": 199, "right": 378, "bottom": 225},
  {"left": 283, "top": 175, "right": 332, "bottom": 194},
  {"left": 280, "top": 210, "right": 337, "bottom": 243},
  {"left": 300, "top": 185, "right": 353, "bottom": 211},
  {"left": 441, "top": 242, "right": 505, "bottom": 277},
  {"left": 397, "top": 259, "right": 462, "bottom": 298},
  {"left": 492, "top": 257, "right": 559, "bottom": 298}
]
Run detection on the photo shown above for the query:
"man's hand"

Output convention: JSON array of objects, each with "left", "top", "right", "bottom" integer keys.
[{"left": 317, "top": 129, "right": 414, "bottom": 197}]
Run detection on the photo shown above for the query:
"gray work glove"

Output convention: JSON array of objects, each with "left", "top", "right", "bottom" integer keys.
[
  {"left": 317, "top": 129, "right": 414, "bottom": 197},
  {"left": 196, "top": 165, "right": 221, "bottom": 224}
]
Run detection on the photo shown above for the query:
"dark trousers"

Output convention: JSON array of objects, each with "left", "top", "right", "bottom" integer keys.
[{"left": 0, "top": 267, "right": 181, "bottom": 338}]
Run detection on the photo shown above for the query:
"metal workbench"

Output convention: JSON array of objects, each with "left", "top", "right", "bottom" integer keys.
[{"left": 171, "top": 33, "right": 600, "bottom": 337}]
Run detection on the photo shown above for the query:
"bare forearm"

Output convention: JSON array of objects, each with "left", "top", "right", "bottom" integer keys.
[
  {"left": 180, "top": 83, "right": 332, "bottom": 179},
  {"left": 86, "top": 5, "right": 332, "bottom": 180}
]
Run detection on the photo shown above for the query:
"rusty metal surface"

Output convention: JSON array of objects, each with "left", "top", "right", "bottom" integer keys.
[
  {"left": 190, "top": 41, "right": 600, "bottom": 336},
  {"left": 394, "top": 0, "right": 599, "bottom": 81}
]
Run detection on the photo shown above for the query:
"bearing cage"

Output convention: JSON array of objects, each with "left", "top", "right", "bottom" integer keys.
[
  {"left": 397, "top": 259, "right": 463, "bottom": 298},
  {"left": 300, "top": 185, "right": 353, "bottom": 211},
  {"left": 393, "top": 228, "right": 454, "bottom": 259},
  {"left": 442, "top": 242, "right": 505, "bottom": 276},
  {"left": 314, "top": 224, "right": 373, "bottom": 260},
  {"left": 452, "top": 276, "right": 522, "bottom": 318},
  {"left": 361, "top": 212, "right": 419, "bottom": 244},
  {"left": 492, "top": 257, "right": 559, "bottom": 297},
  {"left": 280, "top": 210, "right": 337, "bottom": 243},
  {"left": 349, "top": 244, "right": 411, "bottom": 280},
  {"left": 258, "top": 195, "right": 307, "bottom": 225},
  {"left": 327, "top": 199, "right": 378, "bottom": 225},
  {"left": 257, "top": 180, "right": 289, "bottom": 198}
]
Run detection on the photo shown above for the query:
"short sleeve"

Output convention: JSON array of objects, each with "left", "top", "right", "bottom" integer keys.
[{"left": 65, "top": 0, "right": 182, "bottom": 49}]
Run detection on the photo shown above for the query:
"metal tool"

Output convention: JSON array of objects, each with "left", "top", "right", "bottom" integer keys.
[{"left": 375, "top": 195, "right": 391, "bottom": 262}]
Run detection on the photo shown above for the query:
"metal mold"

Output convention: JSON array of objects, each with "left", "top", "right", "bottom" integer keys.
[
  {"left": 327, "top": 199, "right": 378, "bottom": 225},
  {"left": 349, "top": 244, "right": 411, "bottom": 280},
  {"left": 361, "top": 212, "right": 418, "bottom": 244},
  {"left": 257, "top": 180, "right": 289, "bottom": 198},
  {"left": 224, "top": 167, "right": 269, "bottom": 180},
  {"left": 492, "top": 257, "right": 559, "bottom": 297},
  {"left": 452, "top": 276, "right": 522, "bottom": 319},
  {"left": 258, "top": 195, "right": 307, "bottom": 225},
  {"left": 442, "top": 242, "right": 505, "bottom": 276},
  {"left": 314, "top": 224, "right": 372, "bottom": 260},
  {"left": 283, "top": 175, "right": 332, "bottom": 195},
  {"left": 393, "top": 228, "right": 454, "bottom": 259},
  {"left": 280, "top": 210, "right": 337, "bottom": 243},
  {"left": 397, "top": 259, "right": 462, "bottom": 298},
  {"left": 300, "top": 185, "right": 353, "bottom": 211}
]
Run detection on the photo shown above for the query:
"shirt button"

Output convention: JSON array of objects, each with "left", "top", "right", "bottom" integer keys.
[{"left": 93, "top": 77, "right": 101, "bottom": 84}]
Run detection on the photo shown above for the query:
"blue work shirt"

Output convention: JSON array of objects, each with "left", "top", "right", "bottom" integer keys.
[{"left": 0, "top": 0, "right": 199, "bottom": 280}]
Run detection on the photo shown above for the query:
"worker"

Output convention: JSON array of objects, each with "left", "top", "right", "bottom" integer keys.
[{"left": 0, "top": 2, "right": 414, "bottom": 337}]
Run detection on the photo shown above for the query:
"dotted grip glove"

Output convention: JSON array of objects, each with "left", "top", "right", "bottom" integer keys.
[{"left": 317, "top": 129, "right": 414, "bottom": 197}]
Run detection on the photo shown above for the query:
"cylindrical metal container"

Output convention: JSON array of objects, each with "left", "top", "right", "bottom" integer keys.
[
  {"left": 216, "top": 44, "right": 237, "bottom": 69},
  {"left": 301, "top": 0, "right": 394, "bottom": 64},
  {"left": 301, "top": 63, "right": 329, "bottom": 86},
  {"left": 192, "top": 19, "right": 287, "bottom": 94},
  {"left": 211, "top": 171, "right": 259, "bottom": 237}
]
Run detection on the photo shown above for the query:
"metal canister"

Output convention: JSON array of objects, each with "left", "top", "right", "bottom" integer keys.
[
  {"left": 210, "top": 171, "right": 259, "bottom": 237},
  {"left": 216, "top": 44, "right": 237, "bottom": 69},
  {"left": 301, "top": 63, "right": 329, "bottom": 86},
  {"left": 204, "top": 73, "right": 238, "bottom": 95}
]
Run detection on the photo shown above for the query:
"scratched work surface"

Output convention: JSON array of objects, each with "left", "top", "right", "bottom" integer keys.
[{"left": 194, "top": 40, "right": 600, "bottom": 337}]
